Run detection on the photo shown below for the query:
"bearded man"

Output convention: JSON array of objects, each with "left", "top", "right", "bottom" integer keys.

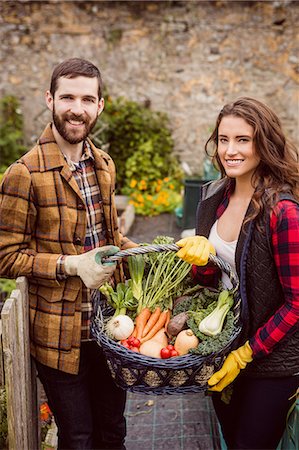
[{"left": 0, "top": 58, "right": 136, "bottom": 449}]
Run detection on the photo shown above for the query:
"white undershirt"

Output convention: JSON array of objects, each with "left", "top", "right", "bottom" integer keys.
[{"left": 209, "top": 220, "right": 237, "bottom": 289}]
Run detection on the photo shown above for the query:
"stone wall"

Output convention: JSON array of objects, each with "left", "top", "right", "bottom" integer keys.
[{"left": 1, "top": 0, "right": 298, "bottom": 174}]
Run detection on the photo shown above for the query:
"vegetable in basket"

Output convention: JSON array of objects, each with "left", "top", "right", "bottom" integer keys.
[
  {"left": 133, "top": 306, "right": 170, "bottom": 342},
  {"left": 139, "top": 328, "right": 168, "bottom": 358},
  {"left": 127, "top": 236, "right": 191, "bottom": 345},
  {"left": 105, "top": 314, "right": 135, "bottom": 341},
  {"left": 140, "top": 309, "right": 170, "bottom": 343},
  {"left": 140, "top": 236, "right": 191, "bottom": 312},
  {"left": 189, "top": 311, "right": 236, "bottom": 356},
  {"left": 99, "top": 281, "right": 137, "bottom": 317},
  {"left": 160, "top": 344, "right": 179, "bottom": 359},
  {"left": 172, "top": 287, "right": 237, "bottom": 356},
  {"left": 167, "top": 311, "right": 189, "bottom": 336},
  {"left": 121, "top": 336, "right": 141, "bottom": 352},
  {"left": 198, "top": 289, "right": 234, "bottom": 337},
  {"left": 128, "top": 254, "right": 145, "bottom": 314},
  {"left": 174, "top": 329, "right": 199, "bottom": 355}
]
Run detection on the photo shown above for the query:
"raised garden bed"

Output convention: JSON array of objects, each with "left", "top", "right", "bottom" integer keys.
[{"left": 116, "top": 195, "right": 135, "bottom": 235}]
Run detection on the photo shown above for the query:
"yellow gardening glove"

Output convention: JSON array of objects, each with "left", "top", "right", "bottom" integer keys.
[
  {"left": 176, "top": 236, "right": 216, "bottom": 266},
  {"left": 208, "top": 341, "right": 253, "bottom": 392}
]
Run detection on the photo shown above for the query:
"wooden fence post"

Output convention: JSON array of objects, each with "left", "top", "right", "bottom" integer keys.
[{"left": 1, "top": 277, "right": 40, "bottom": 449}]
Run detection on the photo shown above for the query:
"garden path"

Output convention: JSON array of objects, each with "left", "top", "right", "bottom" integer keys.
[{"left": 125, "top": 213, "right": 221, "bottom": 450}]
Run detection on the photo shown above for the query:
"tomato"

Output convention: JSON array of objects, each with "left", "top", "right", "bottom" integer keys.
[
  {"left": 132, "top": 338, "right": 141, "bottom": 348},
  {"left": 121, "top": 340, "right": 130, "bottom": 349},
  {"left": 160, "top": 347, "right": 171, "bottom": 359},
  {"left": 170, "top": 349, "right": 179, "bottom": 357},
  {"left": 127, "top": 337, "right": 140, "bottom": 348},
  {"left": 166, "top": 344, "right": 175, "bottom": 351},
  {"left": 127, "top": 336, "right": 136, "bottom": 346}
]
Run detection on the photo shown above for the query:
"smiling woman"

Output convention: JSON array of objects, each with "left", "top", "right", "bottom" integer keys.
[{"left": 176, "top": 97, "right": 299, "bottom": 450}]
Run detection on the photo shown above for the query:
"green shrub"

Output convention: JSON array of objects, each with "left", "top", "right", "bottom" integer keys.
[
  {"left": 0, "top": 95, "right": 26, "bottom": 173},
  {"left": 91, "top": 97, "right": 183, "bottom": 194},
  {"left": 0, "top": 279, "right": 16, "bottom": 298}
]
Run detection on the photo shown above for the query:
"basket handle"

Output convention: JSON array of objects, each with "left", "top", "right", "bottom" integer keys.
[{"left": 103, "top": 244, "right": 239, "bottom": 288}]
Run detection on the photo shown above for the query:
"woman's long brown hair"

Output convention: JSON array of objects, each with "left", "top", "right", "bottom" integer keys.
[{"left": 205, "top": 97, "right": 299, "bottom": 222}]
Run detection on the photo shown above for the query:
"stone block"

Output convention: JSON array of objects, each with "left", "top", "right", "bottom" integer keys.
[{"left": 115, "top": 195, "right": 135, "bottom": 236}]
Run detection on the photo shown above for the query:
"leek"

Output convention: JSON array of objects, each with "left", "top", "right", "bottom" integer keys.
[
  {"left": 198, "top": 289, "right": 234, "bottom": 337},
  {"left": 128, "top": 255, "right": 145, "bottom": 314}
]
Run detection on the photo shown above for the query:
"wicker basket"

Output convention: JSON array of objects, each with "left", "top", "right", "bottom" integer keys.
[{"left": 91, "top": 251, "right": 242, "bottom": 395}]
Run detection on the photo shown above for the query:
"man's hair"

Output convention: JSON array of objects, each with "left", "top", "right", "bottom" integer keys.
[{"left": 50, "top": 58, "right": 103, "bottom": 99}]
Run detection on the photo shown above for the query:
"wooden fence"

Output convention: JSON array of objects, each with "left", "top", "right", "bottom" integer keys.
[{"left": 0, "top": 277, "right": 40, "bottom": 449}]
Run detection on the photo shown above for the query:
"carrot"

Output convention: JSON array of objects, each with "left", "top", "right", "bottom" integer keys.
[
  {"left": 140, "top": 310, "right": 169, "bottom": 344},
  {"left": 141, "top": 306, "right": 161, "bottom": 338},
  {"left": 135, "top": 307, "right": 151, "bottom": 340},
  {"left": 130, "top": 328, "right": 137, "bottom": 338},
  {"left": 164, "top": 309, "right": 171, "bottom": 333}
]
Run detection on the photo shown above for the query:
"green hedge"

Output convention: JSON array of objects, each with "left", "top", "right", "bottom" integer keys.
[{"left": 91, "top": 96, "right": 183, "bottom": 194}]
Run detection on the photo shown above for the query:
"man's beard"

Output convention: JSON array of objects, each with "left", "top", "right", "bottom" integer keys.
[{"left": 53, "top": 107, "right": 98, "bottom": 144}]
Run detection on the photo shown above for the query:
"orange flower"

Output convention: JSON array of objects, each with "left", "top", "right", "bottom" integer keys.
[
  {"left": 130, "top": 179, "right": 137, "bottom": 188},
  {"left": 139, "top": 180, "right": 147, "bottom": 190},
  {"left": 40, "top": 402, "right": 52, "bottom": 422}
]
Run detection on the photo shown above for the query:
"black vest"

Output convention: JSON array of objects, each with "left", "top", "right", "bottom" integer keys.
[{"left": 196, "top": 179, "right": 299, "bottom": 377}]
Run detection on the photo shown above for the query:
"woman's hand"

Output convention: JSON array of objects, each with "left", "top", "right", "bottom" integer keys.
[
  {"left": 176, "top": 236, "right": 216, "bottom": 266},
  {"left": 208, "top": 341, "right": 253, "bottom": 391}
]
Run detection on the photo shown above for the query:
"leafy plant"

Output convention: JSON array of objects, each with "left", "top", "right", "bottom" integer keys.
[
  {"left": 91, "top": 96, "right": 183, "bottom": 215},
  {"left": 0, "top": 279, "right": 16, "bottom": 298},
  {"left": 0, "top": 96, "right": 26, "bottom": 173},
  {"left": 91, "top": 96, "right": 182, "bottom": 193}
]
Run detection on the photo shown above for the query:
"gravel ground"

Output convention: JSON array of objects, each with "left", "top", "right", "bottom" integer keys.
[{"left": 126, "top": 212, "right": 182, "bottom": 244}]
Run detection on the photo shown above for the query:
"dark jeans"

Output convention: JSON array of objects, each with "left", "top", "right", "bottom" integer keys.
[
  {"left": 35, "top": 341, "right": 126, "bottom": 450},
  {"left": 212, "top": 374, "right": 299, "bottom": 450}
]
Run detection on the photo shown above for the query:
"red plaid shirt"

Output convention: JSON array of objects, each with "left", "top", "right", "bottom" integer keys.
[
  {"left": 57, "top": 142, "right": 107, "bottom": 340},
  {"left": 193, "top": 189, "right": 299, "bottom": 358}
]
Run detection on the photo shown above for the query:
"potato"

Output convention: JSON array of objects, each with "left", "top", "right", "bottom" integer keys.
[{"left": 167, "top": 312, "right": 189, "bottom": 336}]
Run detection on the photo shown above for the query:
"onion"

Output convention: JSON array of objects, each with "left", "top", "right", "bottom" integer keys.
[{"left": 105, "top": 314, "right": 134, "bottom": 341}]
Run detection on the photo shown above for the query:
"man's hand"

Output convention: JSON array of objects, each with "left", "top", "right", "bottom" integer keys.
[
  {"left": 64, "top": 246, "right": 119, "bottom": 289},
  {"left": 176, "top": 236, "right": 216, "bottom": 266},
  {"left": 208, "top": 341, "right": 253, "bottom": 391}
]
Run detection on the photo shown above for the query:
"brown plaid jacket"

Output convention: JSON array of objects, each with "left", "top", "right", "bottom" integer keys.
[{"left": 0, "top": 124, "right": 133, "bottom": 374}]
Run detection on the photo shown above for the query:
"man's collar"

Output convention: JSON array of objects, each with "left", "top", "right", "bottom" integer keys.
[
  {"left": 63, "top": 141, "right": 94, "bottom": 172},
  {"left": 37, "top": 123, "right": 65, "bottom": 172},
  {"left": 37, "top": 123, "right": 94, "bottom": 172}
]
